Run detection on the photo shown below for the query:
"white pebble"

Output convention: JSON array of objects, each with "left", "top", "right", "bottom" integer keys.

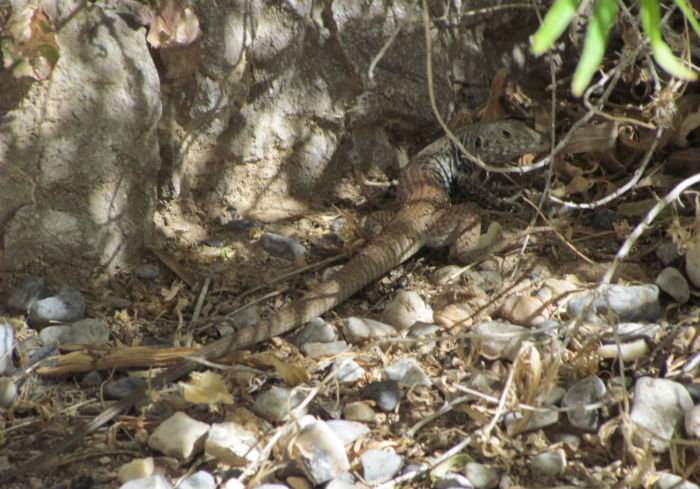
[
  {"left": 148, "top": 412, "right": 209, "bottom": 461},
  {"left": 597, "top": 338, "right": 649, "bottom": 361},
  {"left": 655, "top": 267, "right": 690, "bottom": 303},
  {"left": 118, "top": 457, "right": 154, "bottom": 484},
  {"left": 205, "top": 422, "right": 261, "bottom": 466},
  {"left": 685, "top": 239, "right": 700, "bottom": 288},
  {"left": 684, "top": 404, "right": 700, "bottom": 439},
  {"left": 501, "top": 295, "right": 547, "bottom": 326},
  {"left": 630, "top": 377, "right": 693, "bottom": 452},
  {"left": 528, "top": 449, "right": 566, "bottom": 475},
  {"left": 381, "top": 290, "right": 433, "bottom": 330},
  {"left": 344, "top": 317, "right": 397, "bottom": 343},
  {"left": 290, "top": 419, "right": 349, "bottom": 485}
]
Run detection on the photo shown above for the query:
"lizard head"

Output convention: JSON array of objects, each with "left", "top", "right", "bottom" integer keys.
[{"left": 463, "top": 120, "right": 547, "bottom": 165}]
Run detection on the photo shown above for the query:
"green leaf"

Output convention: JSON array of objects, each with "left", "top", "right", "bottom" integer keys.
[
  {"left": 429, "top": 454, "right": 473, "bottom": 483},
  {"left": 10, "top": 58, "right": 34, "bottom": 78},
  {"left": 531, "top": 0, "right": 581, "bottom": 55},
  {"left": 220, "top": 247, "right": 230, "bottom": 260},
  {"left": 672, "top": 0, "right": 700, "bottom": 39},
  {"left": 37, "top": 44, "right": 59, "bottom": 65},
  {"left": 1, "top": 38, "right": 17, "bottom": 68},
  {"left": 572, "top": 0, "right": 618, "bottom": 95},
  {"left": 640, "top": 0, "right": 697, "bottom": 80}
]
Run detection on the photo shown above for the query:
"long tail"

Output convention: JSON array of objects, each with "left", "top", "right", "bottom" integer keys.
[{"left": 7, "top": 201, "right": 439, "bottom": 478}]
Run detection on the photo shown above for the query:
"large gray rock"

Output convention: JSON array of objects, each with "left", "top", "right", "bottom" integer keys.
[
  {"left": 164, "top": 0, "right": 545, "bottom": 220},
  {"left": 0, "top": 1, "right": 161, "bottom": 284},
  {"left": 1, "top": 0, "right": 543, "bottom": 284}
]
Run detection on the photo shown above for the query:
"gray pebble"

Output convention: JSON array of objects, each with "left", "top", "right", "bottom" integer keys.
[
  {"left": 301, "top": 341, "right": 348, "bottom": 358},
  {"left": 345, "top": 317, "right": 397, "bottom": 343},
  {"left": 291, "top": 317, "right": 336, "bottom": 345},
  {"left": 407, "top": 322, "right": 441, "bottom": 351},
  {"left": 23, "top": 344, "right": 59, "bottom": 371},
  {"left": 604, "top": 322, "right": 663, "bottom": 341},
  {"left": 566, "top": 284, "right": 660, "bottom": 322},
  {"left": 332, "top": 357, "right": 364, "bottom": 383},
  {"left": 0, "top": 320, "right": 15, "bottom": 374},
  {"left": 562, "top": 376, "right": 606, "bottom": 431},
  {"left": 464, "top": 462, "right": 499, "bottom": 489},
  {"left": 14, "top": 335, "right": 42, "bottom": 358},
  {"left": 593, "top": 208, "right": 628, "bottom": 230},
  {"left": 29, "top": 285, "right": 86, "bottom": 327},
  {"left": 260, "top": 233, "right": 307, "bottom": 261},
  {"left": 202, "top": 236, "right": 226, "bottom": 248},
  {"left": 225, "top": 219, "right": 258, "bottom": 232},
  {"left": 684, "top": 404, "right": 700, "bottom": 439},
  {"left": 292, "top": 420, "right": 349, "bottom": 485},
  {"left": 81, "top": 370, "right": 103, "bottom": 387},
  {"left": 4, "top": 276, "right": 49, "bottom": 311},
  {"left": 655, "top": 241, "right": 681, "bottom": 265},
  {"left": 655, "top": 267, "right": 690, "bottom": 303},
  {"left": 326, "top": 419, "right": 370, "bottom": 446},
  {"left": 104, "top": 377, "right": 146, "bottom": 400},
  {"left": 330, "top": 217, "right": 347, "bottom": 234},
  {"left": 0, "top": 378, "right": 18, "bottom": 408},
  {"left": 683, "top": 383, "right": 700, "bottom": 402},
  {"left": 39, "top": 325, "right": 74, "bottom": 345},
  {"left": 656, "top": 473, "right": 699, "bottom": 489},
  {"left": 176, "top": 470, "right": 216, "bottom": 489},
  {"left": 528, "top": 449, "right": 566, "bottom": 475},
  {"left": 360, "top": 449, "right": 404, "bottom": 483},
  {"left": 550, "top": 433, "right": 581, "bottom": 449},
  {"left": 472, "top": 321, "right": 530, "bottom": 361},
  {"left": 542, "top": 386, "right": 567, "bottom": 406},
  {"left": 408, "top": 322, "right": 441, "bottom": 339},
  {"left": 363, "top": 380, "right": 401, "bottom": 411},
  {"left": 384, "top": 358, "right": 431, "bottom": 387},
  {"left": 226, "top": 206, "right": 239, "bottom": 219},
  {"left": 252, "top": 386, "right": 306, "bottom": 422},
  {"left": 40, "top": 318, "right": 110, "bottom": 346},
  {"left": 135, "top": 263, "right": 160, "bottom": 281},
  {"left": 630, "top": 377, "right": 693, "bottom": 452}
]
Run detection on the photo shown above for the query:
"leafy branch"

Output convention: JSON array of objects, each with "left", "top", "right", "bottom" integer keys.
[{"left": 531, "top": 0, "right": 699, "bottom": 96}]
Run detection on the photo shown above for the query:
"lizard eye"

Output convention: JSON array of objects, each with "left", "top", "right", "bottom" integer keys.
[
  {"left": 502, "top": 129, "right": 512, "bottom": 138},
  {"left": 475, "top": 137, "right": 482, "bottom": 148}
]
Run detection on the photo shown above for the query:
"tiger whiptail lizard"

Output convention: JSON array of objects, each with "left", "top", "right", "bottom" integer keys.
[{"left": 5, "top": 119, "right": 545, "bottom": 479}]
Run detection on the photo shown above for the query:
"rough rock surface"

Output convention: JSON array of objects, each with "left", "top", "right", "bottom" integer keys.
[
  {"left": 0, "top": 0, "right": 543, "bottom": 285},
  {"left": 0, "top": 1, "right": 161, "bottom": 285}
]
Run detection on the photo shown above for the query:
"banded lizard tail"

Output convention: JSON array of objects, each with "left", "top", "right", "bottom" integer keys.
[{"left": 7, "top": 120, "right": 544, "bottom": 478}]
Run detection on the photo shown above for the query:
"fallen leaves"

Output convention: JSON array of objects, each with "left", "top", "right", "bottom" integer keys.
[{"left": 1, "top": 6, "right": 59, "bottom": 80}]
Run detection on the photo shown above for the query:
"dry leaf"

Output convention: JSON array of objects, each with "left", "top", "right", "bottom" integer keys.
[
  {"left": 255, "top": 352, "right": 310, "bottom": 386},
  {"left": 671, "top": 95, "right": 700, "bottom": 147},
  {"left": 146, "top": 0, "right": 201, "bottom": 48},
  {"left": 564, "top": 175, "right": 594, "bottom": 196},
  {"left": 613, "top": 219, "right": 633, "bottom": 240},
  {"left": 561, "top": 122, "right": 618, "bottom": 154},
  {"left": 1, "top": 6, "right": 59, "bottom": 80},
  {"left": 180, "top": 371, "right": 234, "bottom": 405},
  {"left": 481, "top": 68, "right": 508, "bottom": 122}
]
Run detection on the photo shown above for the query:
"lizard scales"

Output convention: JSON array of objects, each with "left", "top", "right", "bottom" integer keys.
[{"left": 10, "top": 120, "right": 543, "bottom": 477}]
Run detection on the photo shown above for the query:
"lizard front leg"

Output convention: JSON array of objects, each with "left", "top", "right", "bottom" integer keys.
[{"left": 425, "top": 203, "right": 503, "bottom": 264}]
